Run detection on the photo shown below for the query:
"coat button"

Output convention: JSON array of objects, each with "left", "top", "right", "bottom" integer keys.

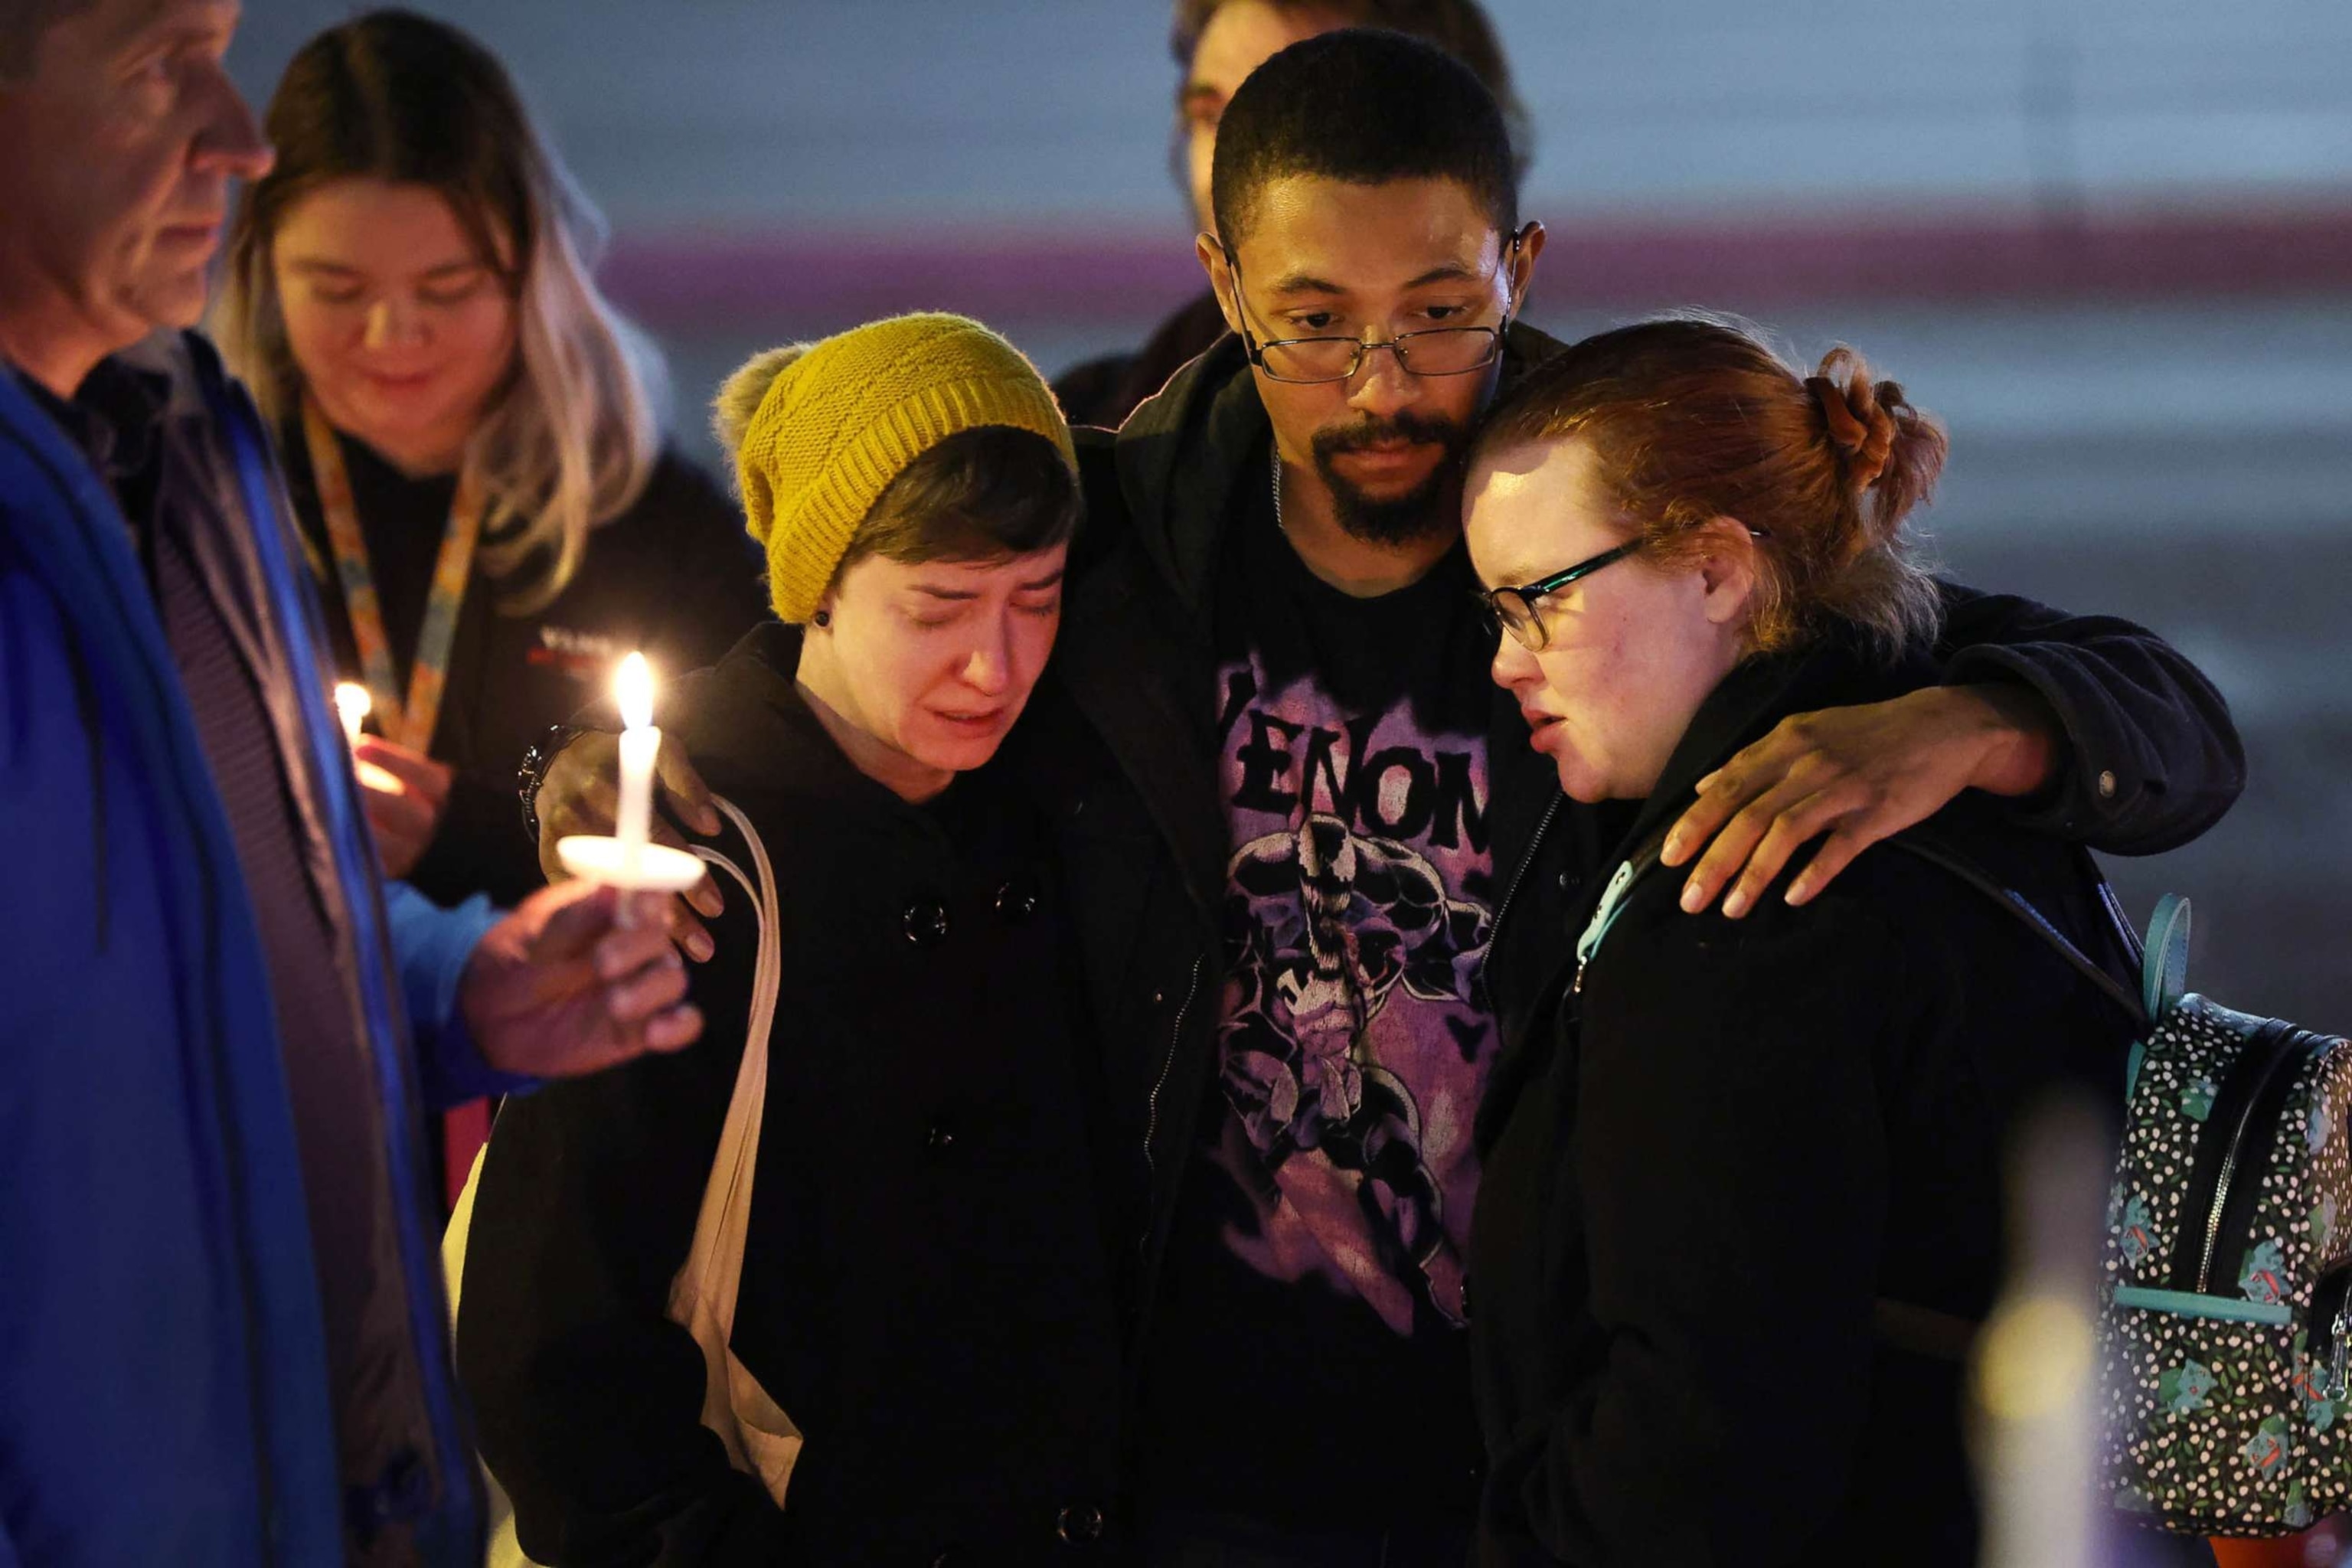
[
  {"left": 1556, "top": 870, "right": 1577, "bottom": 891},
  {"left": 995, "top": 876, "right": 1041, "bottom": 924},
  {"left": 2097, "top": 769, "right": 2118, "bottom": 799},
  {"left": 903, "top": 898, "right": 949, "bottom": 946},
  {"left": 925, "top": 1121, "right": 958, "bottom": 1155},
  {"left": 1055, "top": 1503, "right": 1104, "bottom": 1544}
]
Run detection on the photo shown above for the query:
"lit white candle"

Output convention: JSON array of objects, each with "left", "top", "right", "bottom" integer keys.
[
  {"left": 335, "top": 682, "right": 371, "bottom": 749},
  {"left": 615, "top": 652, "right": 658, "bottom": 875}
]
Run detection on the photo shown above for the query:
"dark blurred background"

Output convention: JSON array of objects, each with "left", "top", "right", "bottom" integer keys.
[{"left": 228, "top": 0, "right": 2350, "bottom": 1027}]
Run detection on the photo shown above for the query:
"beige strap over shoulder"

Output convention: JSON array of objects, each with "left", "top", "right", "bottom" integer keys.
[{"left": 443, "top": 794, "right": 801, "bottom": 1567}]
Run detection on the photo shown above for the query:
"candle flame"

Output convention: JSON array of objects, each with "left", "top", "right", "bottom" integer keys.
[
  {"left": 616, "top": 652, "right": 655, "bottom": 731},
  {"left": 334, "top": 682, "right": 371, "bottom": 741}
]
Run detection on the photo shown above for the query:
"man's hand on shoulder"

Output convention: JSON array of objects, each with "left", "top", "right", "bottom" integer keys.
[{"left": 1662, "top": 683, "right": 2060, "bottom": 918}]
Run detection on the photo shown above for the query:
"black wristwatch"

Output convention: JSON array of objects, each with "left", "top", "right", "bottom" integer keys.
[{"left": 518, "top": 723, "right": 593, "bottom": 846}]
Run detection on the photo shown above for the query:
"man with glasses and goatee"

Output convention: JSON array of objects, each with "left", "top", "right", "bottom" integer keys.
[
  {"left": 1053, "top": 29, "right": 2243, "bottom": 1564},
  {"left": 1054, "top": 0, "right": 1531, "bottom": 430}
]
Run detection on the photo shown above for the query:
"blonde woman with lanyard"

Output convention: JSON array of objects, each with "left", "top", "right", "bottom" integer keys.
[
  {"left": 217, "top": 12, "right": 766, "bottom": 1197},
  {"left": 217, "top": 10, "right": 768, "bottom": 913}
]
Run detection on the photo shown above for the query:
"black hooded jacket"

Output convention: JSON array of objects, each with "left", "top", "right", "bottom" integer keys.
[{"left": 458, "top": 624, "right": 1125, "bottom": 1564}]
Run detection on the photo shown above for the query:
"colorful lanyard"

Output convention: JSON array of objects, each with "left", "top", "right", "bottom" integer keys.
[{"left": 302, "top": 397, "right": 486, "bottom": 752}]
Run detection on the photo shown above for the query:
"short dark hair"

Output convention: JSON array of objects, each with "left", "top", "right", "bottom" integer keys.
[
  {"left": 1210, "top": 28, "right": 1517, "bottom": 250},
  {"left": 1169, "top": 0, "right": 1532, "bottom": 180},
  {"left": 844, "top": 426, "right": 1080, "bottom": 578}
]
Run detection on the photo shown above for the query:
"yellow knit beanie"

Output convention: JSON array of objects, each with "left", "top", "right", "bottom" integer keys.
[{"left": 714, "top": 313, "right": 1077, "bottom": 624}]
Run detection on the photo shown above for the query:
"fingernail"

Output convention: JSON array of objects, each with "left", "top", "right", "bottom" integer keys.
[
  {"left": 1723, "top": 888, "right": 1750, "bottom": 919},
  {"left": 1785, "top": 879, "right": 1813, "bottom": 906},
  {"left": 1680, "top": 880, "right": 1704, "bottom": 913},
  {"left": 1694, "top": 771, "right": 1720, "bottom": 793},
  {"left": 1661, "top": 833, "right": 1685, "bottom": 864},
  {"left": 688, "top": 932, "right": 714, "bottom": 962}
]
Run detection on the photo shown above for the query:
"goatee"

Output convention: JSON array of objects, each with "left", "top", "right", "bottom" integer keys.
[{"left": 1308, "top": 410, "right": 1468, "bottom": 547}]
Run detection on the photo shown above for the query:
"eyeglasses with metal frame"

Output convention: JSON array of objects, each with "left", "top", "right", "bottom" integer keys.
[{"left": 1219, "top": 227, "right": 1530, "bottom": 385}]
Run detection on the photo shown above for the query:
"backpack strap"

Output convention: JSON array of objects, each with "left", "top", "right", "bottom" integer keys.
[
  {"left": 1571, "top": 832, "right": 1671, "bottom": 995},
  {"left": 2143, "top": 893, "right": 2192, "bottom": 1020},
  {"left": 1883, "top": 835, "right": 2149, "bottom": 1032}
]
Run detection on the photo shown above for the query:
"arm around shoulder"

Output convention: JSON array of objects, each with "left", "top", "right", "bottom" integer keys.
[{"left": 1932, "top": 580, "right": 2244, "bottom": 853}]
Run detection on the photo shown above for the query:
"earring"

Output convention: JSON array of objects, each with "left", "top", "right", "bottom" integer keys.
[{"left": 812, "top": 609, "right": 831, "bottom": 628}]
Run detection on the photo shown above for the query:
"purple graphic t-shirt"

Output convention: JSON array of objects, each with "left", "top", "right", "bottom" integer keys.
[{"left": 1141, "top": 456, "right": 1505, "bottom": 1528}]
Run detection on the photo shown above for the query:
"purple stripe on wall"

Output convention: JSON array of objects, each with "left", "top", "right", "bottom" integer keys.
[{"left": 601, "top": 205, "right": 2352, "bottom": 332}]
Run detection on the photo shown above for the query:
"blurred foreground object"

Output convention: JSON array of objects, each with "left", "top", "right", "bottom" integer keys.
[{"left": 1975, "top": 1095, "right": 2109, "bottom": 1568}]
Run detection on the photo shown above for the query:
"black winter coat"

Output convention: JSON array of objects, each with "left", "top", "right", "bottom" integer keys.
[
  {"left": 1059, "top": 328, "right": 2245, "bottom": 1388},
  {"left": 1467, "top": 633, "right": 2145, "bottom": 1567},
  {"left": 456, "top": 625, "right": 1125, "bottom": 1565}
]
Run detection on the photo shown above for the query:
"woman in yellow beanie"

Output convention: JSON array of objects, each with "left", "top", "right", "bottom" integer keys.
[{"left": 459, "top": 315, "right": 1130, "bottom": 1562}]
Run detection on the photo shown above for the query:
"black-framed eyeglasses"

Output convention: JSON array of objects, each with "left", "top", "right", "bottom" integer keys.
[
  {"left": 1474, "top": 539, "right": 1645, "bottom": 651},
  {"left": 1220, "top": 229, "right": 1527, "bottom": 385}
]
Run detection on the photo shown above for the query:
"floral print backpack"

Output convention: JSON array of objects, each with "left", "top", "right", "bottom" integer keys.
[
  {"left": 1857, "top": 841, "right": 2352, "bottom": 1535},
  {"left": 2092, "top": 891, "right": 2352, "bottom": 1536}
]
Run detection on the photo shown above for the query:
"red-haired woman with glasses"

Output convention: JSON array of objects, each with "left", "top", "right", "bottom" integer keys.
[{"left": 1460, "top": 315, "right": 2208, "bottom": 1567}]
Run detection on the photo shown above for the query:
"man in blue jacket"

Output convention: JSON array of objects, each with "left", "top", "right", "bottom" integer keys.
[{"left": 0, "top": 2, "right": 705, "bottom": 1562}]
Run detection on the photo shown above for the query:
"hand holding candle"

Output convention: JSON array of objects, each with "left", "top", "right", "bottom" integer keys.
[
  {"left": 337, "top": 680, "right": 410, "bottom": 799},
  {"left": 336, "top": 682, "right": 449, "bottom": 875}
]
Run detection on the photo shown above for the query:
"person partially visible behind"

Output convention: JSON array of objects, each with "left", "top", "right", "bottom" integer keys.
[
  {"left": 217, "top": 8, "right": 767, "bottom": 910},
  {"left": 459, "top": 315, "right": 1128, "bottom": 1563},
  {"left": 1053, "top": 0, "right": 1530, "bottom": 429},
  {"left": 1459, "top": 317, "right": 2202, "bottom": 1566}
]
